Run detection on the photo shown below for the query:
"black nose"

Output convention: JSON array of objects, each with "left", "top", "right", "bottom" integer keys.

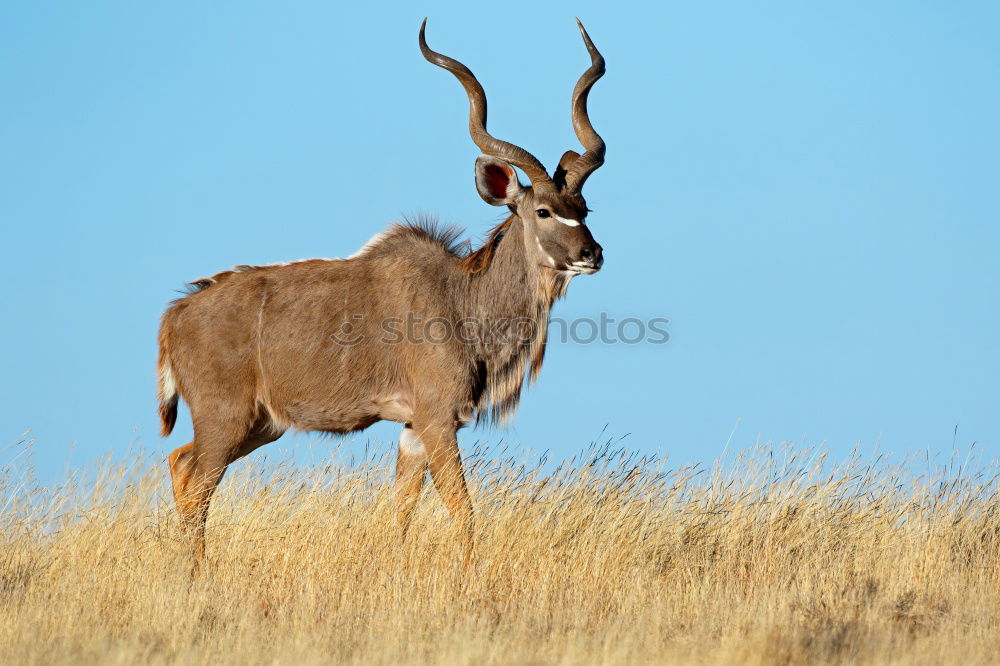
[{"left": 580, "top": 244, "right": 604, "bottom": 268}]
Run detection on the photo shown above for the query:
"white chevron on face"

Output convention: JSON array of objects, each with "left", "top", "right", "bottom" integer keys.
[{"left": 553, "top": 214, "right": 581, "bottom": 227}]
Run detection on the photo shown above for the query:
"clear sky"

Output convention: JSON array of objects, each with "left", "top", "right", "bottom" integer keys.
[{"left": 2, "top": 1, "right": 998, "bottom": 482}]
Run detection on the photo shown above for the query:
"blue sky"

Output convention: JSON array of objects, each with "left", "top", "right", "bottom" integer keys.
[{"left": 2, "top": 1, "right": 998, "bottom": 482}]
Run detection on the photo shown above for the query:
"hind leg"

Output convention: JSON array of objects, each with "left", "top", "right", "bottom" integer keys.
[
  {"left": 168, "top": 442, "right": 196, "bottom": 531},
  {"left": 176, "top": 446, "right": 230, "bottom": 573},
  {"left": 169, "top": 414, "right": 285, "bottom": 573},
  {"left": 167, "top": 412, "right": 252, "bottom": 572},
  {"left": 172, "top": 434, "right": 234, "bottom": 573}
]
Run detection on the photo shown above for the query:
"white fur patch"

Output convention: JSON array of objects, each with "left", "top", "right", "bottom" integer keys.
[
  {"left": 232, "top": 258, "right": 337, "bottom": 272},
  {"left": 348, "top": 231, "right": 390, "bottom": 259},
  {"left": 263, "top": 258, "right": 333, "bottom": 267},
  {"left": 399, "top": 427, "right": 427, "bottom": 456},
  {"left": 567, "top": 261, "right": 598, "bottom": 275},
  {"left": 553, "top": 215, "right": 581, "bottom": 227},
  {"left": 157, "top": 362, "right": 176, "bottom": 401}
]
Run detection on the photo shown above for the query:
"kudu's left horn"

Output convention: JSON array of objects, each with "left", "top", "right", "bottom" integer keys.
[{"left": 418, "top": 19, "right": 554, "bottom": 188}]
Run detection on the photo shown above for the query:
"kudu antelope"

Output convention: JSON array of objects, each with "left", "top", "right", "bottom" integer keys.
[{"left": 158, "top": 19, "right": 607, "bottom": 571}]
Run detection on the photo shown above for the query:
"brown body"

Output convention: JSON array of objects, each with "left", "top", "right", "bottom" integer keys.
[{"left": 159, "top": 19, "right": 608, "bottom": 571}]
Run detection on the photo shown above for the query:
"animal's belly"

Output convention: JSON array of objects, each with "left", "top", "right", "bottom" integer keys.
[{"left": 282, "top": 391, "right": 414, "bottom": 433}]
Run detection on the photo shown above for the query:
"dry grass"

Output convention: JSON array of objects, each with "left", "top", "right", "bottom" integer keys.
[{"left": 2, "top": 439, "right": 998, "bottom": 665}]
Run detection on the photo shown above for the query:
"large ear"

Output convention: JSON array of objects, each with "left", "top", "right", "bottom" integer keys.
[
  {"left": 552, "top": 150, "right": 581, "bottom": 190},
  {"left": 474, "top": 155, "right": 524, "bottom": 206}
]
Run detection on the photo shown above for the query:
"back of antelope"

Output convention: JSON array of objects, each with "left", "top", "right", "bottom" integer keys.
[{"left": 158, "top": 19, "right": 608, "bottom": 572}]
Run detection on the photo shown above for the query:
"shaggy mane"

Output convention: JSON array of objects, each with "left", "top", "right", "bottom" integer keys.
[
  {"left": 393, "top": 215, "right": 469, "bottom": 257},
  {"left": 379, "top": 214, "right": 515, "bottom": 275},
  {"left": 459, "top": 215, "right": 514, "bottom": 274}
]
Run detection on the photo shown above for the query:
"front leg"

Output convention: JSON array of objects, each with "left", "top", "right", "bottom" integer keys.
[
  {"left": 410, "top": 419, "right": 474, "bottom": 568},
  {"left": 395, "top": 425, "right": 428, "bottom": 539}
]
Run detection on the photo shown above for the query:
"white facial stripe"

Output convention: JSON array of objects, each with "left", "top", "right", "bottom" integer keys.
[
  {"left": 536, "top": 237, "right": 557, "bottom": 267},
  {"left": 553, "top": 215, "right": 581, "bottom": 227}
]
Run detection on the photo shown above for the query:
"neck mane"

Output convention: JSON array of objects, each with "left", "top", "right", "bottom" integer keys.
[{"left": 461, "top": 215, "right": 570, "bottom": 424}]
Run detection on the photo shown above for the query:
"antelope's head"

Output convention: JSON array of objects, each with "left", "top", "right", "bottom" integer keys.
[{"left": 420, "top": 19, "right": 606, "bottom": 276}]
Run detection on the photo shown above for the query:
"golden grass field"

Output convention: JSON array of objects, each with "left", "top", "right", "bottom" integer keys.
[{"left": 2, "top": 439, "right": 998, "bottom": 665}]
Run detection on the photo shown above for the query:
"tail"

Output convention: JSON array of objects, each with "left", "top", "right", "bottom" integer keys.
[{"left": 157, "top": 337, "right": 179, "bottom": 437}]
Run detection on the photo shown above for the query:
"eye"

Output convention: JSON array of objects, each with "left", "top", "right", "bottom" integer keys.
[{"left": 536, "top": 208, "right": 551, "bottom": 218}]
